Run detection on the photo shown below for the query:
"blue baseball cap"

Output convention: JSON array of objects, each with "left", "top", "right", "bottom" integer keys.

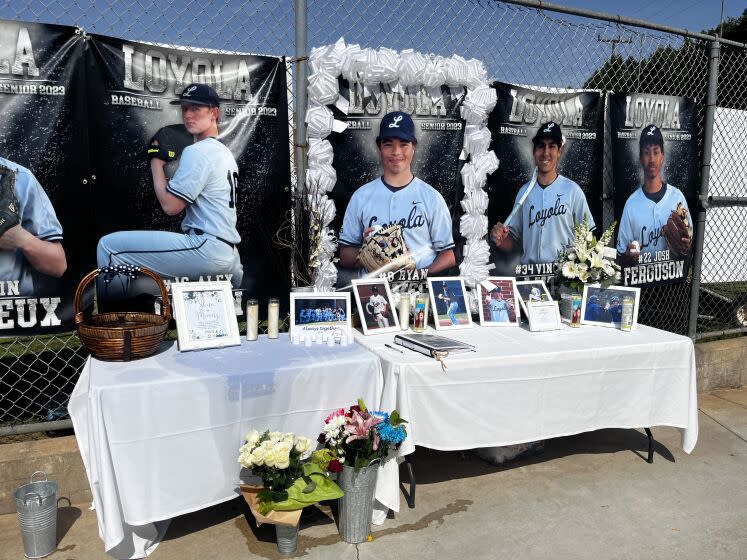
[
  {"left": 170, "top": 83, "right": 220, "bottom": 107},
  {"left": 377, "top": 111, "right": 417, "bottom": 143}
]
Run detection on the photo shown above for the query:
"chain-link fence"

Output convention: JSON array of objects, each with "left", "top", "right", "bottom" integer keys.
[{"left": 1, "top": 0, "right": 745, "bottom": 434}]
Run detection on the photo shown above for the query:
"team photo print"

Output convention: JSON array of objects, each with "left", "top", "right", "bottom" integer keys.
[
  {"left": 290, "top": 292, "right": 352, "bottom": 340},
  {"left": 427, "top": 277, "right": 472, "bottom": 330},
  {"left": 351, "top": 278, "right": 400, "bottom": 335},
  {"left": 477, "top": 277, "right": 520, "bottom": 327}
]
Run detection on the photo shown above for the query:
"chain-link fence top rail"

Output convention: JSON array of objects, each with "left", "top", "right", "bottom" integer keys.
[{"left": 0, "top": 0, "right": 744, "bottom": 429}]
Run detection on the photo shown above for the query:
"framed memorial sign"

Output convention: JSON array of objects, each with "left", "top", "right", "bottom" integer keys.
[{"left": 172, "top": 281, "right": 241, "bottom": 351}]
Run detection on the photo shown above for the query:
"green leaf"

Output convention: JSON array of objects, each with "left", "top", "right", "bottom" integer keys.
[
  {"left": 357, "top": 397, "right": 368, "bottom": 413},
  {"left": 389, "top": 410, "right": 408, "bottom": 426}
]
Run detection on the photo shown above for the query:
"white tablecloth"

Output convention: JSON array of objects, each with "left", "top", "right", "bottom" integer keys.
[
  {"left": 355, "top": 323, "right": 699, "bottom": 509},
  {"left": 68, "top": 336, "right": 384, "bottom": 559}
]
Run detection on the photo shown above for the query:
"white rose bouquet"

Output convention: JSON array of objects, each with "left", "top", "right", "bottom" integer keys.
[
  {"left": 239, "top": 430, "right": 341, "bottom": 515},
  {"left": 556, "top": 215, "right": 621, "bottom": 293}
]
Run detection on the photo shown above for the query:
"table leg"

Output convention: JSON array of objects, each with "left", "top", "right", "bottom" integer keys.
[
  {"left": 403, "top": 454, "right": 416, "bottom": 509},
  {"left": 644, "top": 428, "right": 654, "bottom": 463}
]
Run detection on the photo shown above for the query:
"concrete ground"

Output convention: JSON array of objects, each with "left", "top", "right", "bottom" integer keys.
[{"left": 1, "top": 388, "right": 745, "bottom": 560}]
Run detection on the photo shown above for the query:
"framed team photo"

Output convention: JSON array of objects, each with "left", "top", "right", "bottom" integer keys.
[
  {"left": 351, "top": 279, "right": 400, "bottom": 335},
  {"left": 515, "top": 280, "right": 553, "bottom": 318},
  {"left": 427, "top": 277, "right": 472, "bottom": 330},
  {"left": 477, "top": 277, "right": 520, "bottom": 327},
  {"left": 171, "top": 281, "right": 241, "bottom": 352},
  {"left": 290, "top": 292, "right": 352, "bottom": 341},
  {"left": 580, "top": 285, "right": 641, "bottom": 329}
]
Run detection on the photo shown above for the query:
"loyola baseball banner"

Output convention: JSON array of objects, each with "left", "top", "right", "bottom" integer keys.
[
  {"left": 0, "top": 20, "right": 88, "bottom": 336},
  {"left": 85, "top": 34, "right": 292, "bottom": 311},
  {"left": 486, "top": 82, "right": 604, "bottom": 278},
  {"left": 610, "top": 92, "right": 699, "bottom": 287},
  {"left": 330, "top": 80, "right": 465, "bottom": 289}
]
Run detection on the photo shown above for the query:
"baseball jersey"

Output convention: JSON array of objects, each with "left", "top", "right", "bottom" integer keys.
[
  {"left": 339, "top": 177, "right": 454, "bottom": 269},
  {"left": 616, "top": 184, "right": 690, "bottom": 256},
  {"left": 369, "top": 293, "right": 388, "bottom": 315},
  {"left": 166, "top": 138, "right": 240, "bottom": 244},
  {"left": 488, "top": 298, "right": 509, "bottom": 322},
  {"left": 0, "top": 157, "right": 63, "bottom": 295},
  {"left": 509, "top": 174, "right": 594, "bottom": 265}
]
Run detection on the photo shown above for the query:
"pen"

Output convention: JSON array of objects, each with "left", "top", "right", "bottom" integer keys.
[{"left": 384, "top": 343, "right": 404, "bottom": 354}]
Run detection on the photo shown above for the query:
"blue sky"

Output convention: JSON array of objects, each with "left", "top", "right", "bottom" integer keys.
[{"left": 554, "top": 0, "right": 743, "bottom": 33}]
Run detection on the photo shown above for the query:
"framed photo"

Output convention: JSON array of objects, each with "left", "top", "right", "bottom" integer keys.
[
  {"left": 290, "top": 292, "right": 352, "bottom": 340},
  {"left": 515, "top": 280, "right": 553, "bottom": 317},
  {"left": 477, "top": 277, "right": 520, "bottom": 327},
  {"left": 171, "top": 281, "right": 241, "bottom": 351},
  {"left": 527, "top": 301, "right": 562, "bottom": 332},
  {"left": 581, "top": 285, "right": 641, "bottom": 329},
  {"left": 351, "top": 279, "right": 400, "bottom": 335},
  {"left": 427, "top": 277, "right": 472, "bottom": 330}
]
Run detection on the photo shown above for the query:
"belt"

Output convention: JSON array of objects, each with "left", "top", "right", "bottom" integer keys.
[{"left": 191, "top": 228, "right": 236, "bottom": 249}]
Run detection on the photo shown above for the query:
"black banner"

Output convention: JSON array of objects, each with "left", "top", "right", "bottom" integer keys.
[
  {"left": 86, "top": 35, "right": 292, "bottom": 311},
  {"left": 329, "top": 80, "right": 465, "bottom": 288},
  {"left": 486, "top": 82, "right": 604, "bottom": 278},
  {"left": 610, "top": 93, "right": 699, "bottom": 287},
  {"left": 0, "top": 21, "right": 87, "bottom": 335}
]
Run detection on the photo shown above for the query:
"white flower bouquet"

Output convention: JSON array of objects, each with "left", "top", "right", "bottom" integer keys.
[
  {"left": 238, "top": 430, "right": 342, "bottom": 515},
  {"left": 556, "top": 215, "right": 621, "bottom": 293}
]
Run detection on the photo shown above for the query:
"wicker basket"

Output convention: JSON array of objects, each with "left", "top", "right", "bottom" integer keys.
[{"left": 74, "top": 267, "right": 171, "bottom": 361}]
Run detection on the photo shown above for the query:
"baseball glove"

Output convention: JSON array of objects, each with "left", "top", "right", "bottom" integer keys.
[
  {"left": 0, "top": 164, "right": 20, "bottom": 237},
  {"left": 146, "top": 124, "right": 193, "bottom": 161},
  {"left": 357, "top": 224, "right": 416, "bottom": 273},
  {"left": 662, "top": 202, "right": 693, "bottom": 258}
]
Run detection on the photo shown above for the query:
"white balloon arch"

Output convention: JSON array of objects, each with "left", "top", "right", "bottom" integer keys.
[{"left": 303, "top": 38, "right": 499, "bottom": 291}]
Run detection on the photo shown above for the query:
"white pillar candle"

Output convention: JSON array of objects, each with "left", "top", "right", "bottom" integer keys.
[
  {"left": 398, "top": 295, "right": 410, "bottom": 330},
  {"left": 267, "top": 298, "right": 280, "bottom": 339},
  {"left": 246, "top": 299, "right": 259, "bottom": 341}
]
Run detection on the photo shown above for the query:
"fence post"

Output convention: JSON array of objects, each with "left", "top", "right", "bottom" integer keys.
[
  {"left": 294, "top": 0, "right": 307, "bottom": 190},
  {"left": 687, "top": 39, "right": 720, "bottom": 339}
]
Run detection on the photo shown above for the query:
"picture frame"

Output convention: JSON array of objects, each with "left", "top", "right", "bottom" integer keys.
[
  {"left": 171, "top": 281, "right": 241, "bottom": 352},
  {"left": 351, "top": 279, "right": 400, "bottom": 335},
  {"left": 427, "top": 277, "right": 472, "bottom": 330},
  {"left": 515, "top": 280, "right": 553, "bottom": 318},
  {"left": 527, "top": 301, "right": 562, "bottom": 332},
  {"left": 290, "top": 292, "right": 352, "bottom": 341},
  {"left": 580, "top": 285, "right": 641, "bottom": 329},
  {"left": 477, "top": 277, "right": 520, "bottom": 327}
]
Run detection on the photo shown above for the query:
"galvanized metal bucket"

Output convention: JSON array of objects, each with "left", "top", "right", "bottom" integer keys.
[
  {"left": 275, "top": 523, "right": 299, "bottom": 556},
  {"left": 14, "top": 471, "right": 58, "bottom": 559},
  {"left": 337, "top": 462, "right": 379, "bottom": 544}
]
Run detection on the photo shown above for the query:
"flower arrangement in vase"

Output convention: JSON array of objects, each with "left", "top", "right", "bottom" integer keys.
[{"left": 556, "top": 215, "right": 621, "bottom": 294}]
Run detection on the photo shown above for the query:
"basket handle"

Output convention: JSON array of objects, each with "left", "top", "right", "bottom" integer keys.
[
  {"left": 74, "top": 266, "right": 172, "bottom": 326},
  {"left": 30, "top": 471, "right": 47, "bottom": 483}
]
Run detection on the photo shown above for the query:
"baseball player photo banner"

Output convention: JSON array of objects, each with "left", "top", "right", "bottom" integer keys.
[
  {"left": 85, "top": 34, "right": 291, "bottom": 311},
  {"left": 486, "top": 82, "right": 604, "bottom": 278},
  {"left": 610, "top": 92, "right": 699, "bottom": 287},
  {"left": 0, "top": 20, "right": 89, "bottom": 336}
]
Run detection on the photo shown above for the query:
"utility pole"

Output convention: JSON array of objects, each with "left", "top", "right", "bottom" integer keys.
[{"left": 597, "top": 34, "right": 633, "bottom": 58}]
